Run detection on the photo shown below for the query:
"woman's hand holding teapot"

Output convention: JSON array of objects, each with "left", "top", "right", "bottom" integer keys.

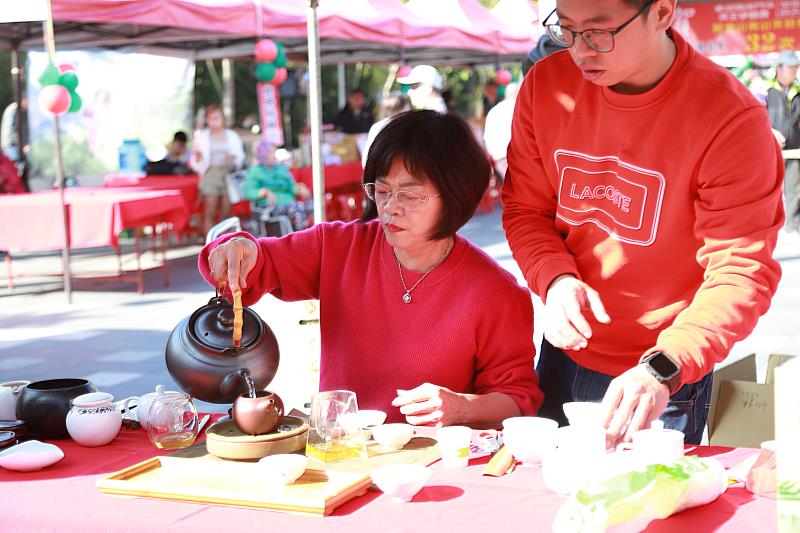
[{"left": 208, "top": 236, "right": 258, "bottom": 291}]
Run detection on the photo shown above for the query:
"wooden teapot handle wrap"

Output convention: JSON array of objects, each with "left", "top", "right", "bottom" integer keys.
[{"left": 232, "top": 287, "right": 243, "bottom": 348}]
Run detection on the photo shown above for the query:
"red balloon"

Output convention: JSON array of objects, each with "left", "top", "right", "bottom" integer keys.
[
  {"left": 272, "top": 67, "right": 288, "bottom": 85},
  {"left": 397, "top": 65, "right": 412, "bottom": 78},
  {"left": 58, "top": 63, "right": 77, "bottom": 74},
  {"left": 255, "top": 39, "right": 278, "bottom": 62},
  {"left": 39, "top": 85, "right": 72, "bottom": 116},
  {"left": 496, "top": 70, "right": 513, "bottom": 86}
]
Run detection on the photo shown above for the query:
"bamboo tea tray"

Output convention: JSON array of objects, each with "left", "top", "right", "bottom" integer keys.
[{"left": 97, "top": 452, "right": 371, "bottom": 516}]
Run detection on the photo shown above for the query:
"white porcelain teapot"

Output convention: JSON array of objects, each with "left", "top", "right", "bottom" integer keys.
[
  {"left": 119, "top": 385, "right": 180, "bottom": 431},
  {"left": 0, "top": 381, "right": 30, "bottom": 420}
]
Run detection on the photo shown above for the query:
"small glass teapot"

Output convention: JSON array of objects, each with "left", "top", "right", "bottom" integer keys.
[{"left": 145, "top": 389, "right": 199, "bottom": 450}]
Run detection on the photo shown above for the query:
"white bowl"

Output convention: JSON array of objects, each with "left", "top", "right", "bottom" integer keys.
[
  {"left": 502, "top": 417, "right": 558, "bottom": 466},
  {"left": 0, "top": 440, "right": 64, "bottom": 472},
  {"left": 358, "top": 410, "right": 387, "bottom": 428},
  {"left": 371, "top": 463, "right": 430, "bottom": 502},
  {"left": 258, "top": 454, "right": 308, "bottom": 485},
  {"left": 372, "top": 423, "right": 414, "bottom": 450},
  {"left": 562, "top": 402, "right": 604, "bottom": 427}
]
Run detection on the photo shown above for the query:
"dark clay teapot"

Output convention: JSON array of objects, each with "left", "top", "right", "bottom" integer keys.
[{"left": 165, "top": 294, "right": 280, "bottom": 404}]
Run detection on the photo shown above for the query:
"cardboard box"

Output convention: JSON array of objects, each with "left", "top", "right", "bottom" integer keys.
[{"left": 707, "top": 353, "right": 796, "bottom": 448}]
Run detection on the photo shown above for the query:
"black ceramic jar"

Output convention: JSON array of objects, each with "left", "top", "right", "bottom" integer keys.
[{"left": 16, "top": 379, "right": 98, "bottom": 439}]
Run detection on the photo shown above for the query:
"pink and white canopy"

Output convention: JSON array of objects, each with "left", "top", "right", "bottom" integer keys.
[{"left": 0, "top": 0, "right": 537, "bottom": 65}]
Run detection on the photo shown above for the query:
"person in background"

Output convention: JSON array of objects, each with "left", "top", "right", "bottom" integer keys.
[
  {"left": 482, "top": 80, "right": 499, "bottom": 116},
  {"left": 332, "top": 89, "right": 374, "bottom": 134},
  {"left": 483, "top": 82, "right": 520, "bottom": 183},
  {"left": 201, "top": 110, "right": 542, "bottom": 427},
  {"left": 397, "top": 65, "right": 447, "bottom": 113},
  {"left": 243, "top": 142, "right": 313, "bottom": 231},
  {"left": 764, "top": 50, "right": 800, "bottom": 234},
  {"left": 362, "top": 92, "right": 412, "bottom": 167},
  {"left": 144, "top": 131, "right": 192, "bottom": 176},
  {"left": 0, "top": 150, "right": 24, "bottom": 194},
  {"left": 503, "top": 0, "right": 782, "bottom": 445},
  {"left": 190, "top": 104, "right": 245, "bottom": 236}
]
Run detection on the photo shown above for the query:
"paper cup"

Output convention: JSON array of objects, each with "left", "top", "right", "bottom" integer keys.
[{"left": 436, "top": 426, "right": 472, "bottom": 468}]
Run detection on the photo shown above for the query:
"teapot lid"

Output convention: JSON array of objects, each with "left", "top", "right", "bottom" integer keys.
[{"left": 188, "top": 296, "right": 262, "bottom": 351}]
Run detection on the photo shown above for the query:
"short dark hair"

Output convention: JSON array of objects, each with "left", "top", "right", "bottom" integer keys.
[
  {"left": 173, "top": 131, "right": 188, "bottom": 143},
  {"left": 360, "top": 110, "right": 491, "bottom": 240}
]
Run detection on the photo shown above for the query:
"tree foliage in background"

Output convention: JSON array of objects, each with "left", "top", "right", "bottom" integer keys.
[{"left": 0, "top": 52, "right": 15, "bottom": 118}]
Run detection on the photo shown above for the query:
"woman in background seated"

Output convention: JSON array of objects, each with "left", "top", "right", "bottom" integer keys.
[
  {"left": 200, "top": 110, "right": 542, "bottom": 427},
  {"left": 190, "top": 105, "right": 245, "bottom": 236},
  {"left": 243, "top": 142, "right": 313, "bottom": 231}
]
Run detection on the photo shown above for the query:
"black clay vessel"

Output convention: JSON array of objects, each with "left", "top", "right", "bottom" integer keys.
[{"left": 16, "top": 379, "right": 98, "bottom": 439}]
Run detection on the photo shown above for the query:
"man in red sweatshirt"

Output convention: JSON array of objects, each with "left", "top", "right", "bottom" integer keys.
[{"left": 502, "top": 0, "right": 783, "bottom": 445}]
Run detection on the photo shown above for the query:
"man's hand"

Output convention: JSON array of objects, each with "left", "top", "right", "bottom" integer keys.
[
  {"left": 207, "top": 236, "right": 258, "bottom": 291},
  {"left": 391, "top": 383, "right": 468, "bottom": 427},
  {"left": 600, "top": 364, "right": 670, "bottom": 447},
  {"left": 544, "top": 275, "right": 610, "bottom": 351}
]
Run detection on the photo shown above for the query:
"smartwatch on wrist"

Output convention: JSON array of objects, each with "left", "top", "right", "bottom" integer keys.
[{"left": 641, "top": 351, "right": 682, "bottom": 395}]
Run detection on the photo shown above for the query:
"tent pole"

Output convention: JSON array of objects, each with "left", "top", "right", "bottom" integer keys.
[
  {"left": 307, "top": 0, "right": 325, "bottom": 224},
  {"left": 44, "top": 0, "right": 72, "bottom": 303},
  {"left": 10, "top": 46, "right": 29, "bottom": 191},
  {"left": 337, "top": 63, "right": 346, "bottom": 110}
]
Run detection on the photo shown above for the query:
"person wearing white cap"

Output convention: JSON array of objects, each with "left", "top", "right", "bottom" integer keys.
[
  {"left": 766, "top": 49, "right": 800, "bottom": 232},
  {"left": 397, "top": 65, "right": 448, "bottom": 113}
]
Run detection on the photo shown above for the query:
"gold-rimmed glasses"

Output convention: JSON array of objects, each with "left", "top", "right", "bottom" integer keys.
[{"left": 363, "top": 182, "right": 440, "bottom": 211}]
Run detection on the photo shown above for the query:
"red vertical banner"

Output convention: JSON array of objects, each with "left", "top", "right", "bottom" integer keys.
[
  {"left": 676, "top": 1, "right": 800, "bottom": 56},
  {"left": 257, "top": 82, "right": 284, "bottom": 146}
]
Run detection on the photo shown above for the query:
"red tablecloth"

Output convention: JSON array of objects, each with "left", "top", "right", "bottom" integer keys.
[
  {"left": 103, "top": 174, "right": 200, "bottom": 215},
  {"left": 289, "top": 161, "right": 363, "bottom": 191},
  {"left": 0, "top": 418, "right": 774, "bottom": 532},
  {"left": 0, "top": 187, "right": 187, "bottom": 252}
]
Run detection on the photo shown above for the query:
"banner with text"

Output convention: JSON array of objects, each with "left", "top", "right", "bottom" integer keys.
[
  {"left": 676, "top": 1, "right": 800, "bottom": 56},
  {"left": 257, "top": 82, "right": 284, "bottom": 146}
]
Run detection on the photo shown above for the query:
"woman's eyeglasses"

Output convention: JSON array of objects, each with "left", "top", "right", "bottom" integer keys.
[{"left": 363, "top": 182, "right": 440, "bottom": 211}]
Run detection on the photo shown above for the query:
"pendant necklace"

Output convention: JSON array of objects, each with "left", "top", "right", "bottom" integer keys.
[{"left": 393, "top": 238, "right": 452, "bottom": 304}]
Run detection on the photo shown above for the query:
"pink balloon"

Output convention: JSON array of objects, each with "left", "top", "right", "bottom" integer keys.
[
  {"left": 397, "top": 65, "right": 412, "bottom": 78},
  {"left": 496, "top": 70, "right": 513, "bottom": 86},
  {"left": 255, "top": 39, "right": 278, "bottom": 62},
  {"left": 39, "top": 84, "right": 72, "bottom": 116},
  {"left": 58, "top": 63, "right": 77, "bottom": 74},
  {"left": 272, "top": 67, "right": 288, "bottom": 85}
]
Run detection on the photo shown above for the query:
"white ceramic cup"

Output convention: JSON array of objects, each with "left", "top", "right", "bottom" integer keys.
[
  {"left": 616, "top": 421, "right": 684, "bottom": 465},
  {"left": 502, "top": 416, "right": 558, "bottom": 467},
  {"left": 436, "top": 426, "right": 472, "bottom": 468}
]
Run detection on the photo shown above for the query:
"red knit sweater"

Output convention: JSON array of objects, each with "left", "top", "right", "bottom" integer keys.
[
  {"left": 199, "top": 220, "right": 543, "bottom": 422},
  {"left": 503, "top": 29, "right": 783, "bottom": 386}
]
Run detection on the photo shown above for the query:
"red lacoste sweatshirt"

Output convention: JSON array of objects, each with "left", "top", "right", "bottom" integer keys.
[
  {"left": 503, "top": 29, "right": 783, "bottom": 387},
  {"left": 199, "top": 221, "right": 543, "bottom": 422}
]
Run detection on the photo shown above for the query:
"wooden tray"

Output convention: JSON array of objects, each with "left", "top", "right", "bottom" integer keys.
[
  {"left": 97, "top": 434, "right": 441, "bottom": 515},
  {"left": 97, "top": 454, "right": 371, "bottom": 516}
]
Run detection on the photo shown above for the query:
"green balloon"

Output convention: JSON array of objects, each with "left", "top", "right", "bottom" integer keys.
[
  {"left": 38, "top": 62, "right": 61, "bottom": 87},
  {"left": 255, "top": 62, "right": 276, "bottom": 82},
  {"left": 59, "top": 71, "right": 79, "bottom": 92},
  {"left": 274, "top": 48, "right": 288, "bottom": 68},
  {"left": 68, "top": 92, "right": 82, "bottom": 113}
]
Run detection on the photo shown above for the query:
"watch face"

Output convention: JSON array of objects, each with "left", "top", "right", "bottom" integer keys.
[{"left": 650, "top": 353, "right": 680, "bottom": 378}]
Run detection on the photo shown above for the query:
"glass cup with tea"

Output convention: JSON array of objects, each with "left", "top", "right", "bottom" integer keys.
[
  {"left": 145, "top": 391, "right": 199, "bottom": 450},
  {"left": 305, "top": 390, "right": 366, "bottom": 463}
]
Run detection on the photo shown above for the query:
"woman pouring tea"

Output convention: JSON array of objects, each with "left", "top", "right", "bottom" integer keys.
[{"left": 200, "top": 110, "right": 542, "bottom": 428}]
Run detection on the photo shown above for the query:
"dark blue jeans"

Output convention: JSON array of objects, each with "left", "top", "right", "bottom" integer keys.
[{"left": 535, "top": 340, "right": 713, "bottom": 444}]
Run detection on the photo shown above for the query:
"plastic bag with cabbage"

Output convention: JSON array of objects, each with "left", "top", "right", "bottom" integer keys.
[{"left": 553, "top": 456, "right": 727, "bottom": 532}]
